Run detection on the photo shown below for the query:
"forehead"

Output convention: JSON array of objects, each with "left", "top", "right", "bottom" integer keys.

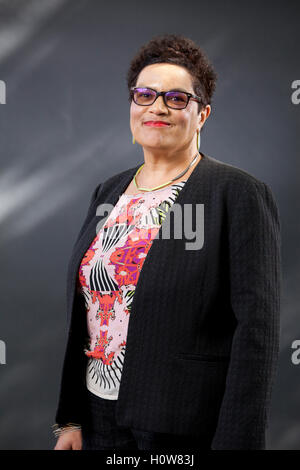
[{"left": 136, "top": 63, "right": 194, "bottom": 91}]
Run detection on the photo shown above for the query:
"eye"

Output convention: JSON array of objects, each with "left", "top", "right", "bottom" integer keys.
[
  {"left": 134, "top": 88, "right": 156, "bottom": 103},
  {"left": 166, "top": 92, "right": 187, "bottom": 103},
  {"left": 172, "top": 95, "right": 184, "bottom": 101}
]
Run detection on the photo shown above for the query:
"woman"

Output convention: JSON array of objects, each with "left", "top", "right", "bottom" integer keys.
[{"left": 53, "top": 34, "right": 281, "bottom": 450}]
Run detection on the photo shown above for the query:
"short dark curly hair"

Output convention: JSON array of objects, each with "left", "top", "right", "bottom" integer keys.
[{"left": 126, "top": 33, "right": 217, "bottom": 122}]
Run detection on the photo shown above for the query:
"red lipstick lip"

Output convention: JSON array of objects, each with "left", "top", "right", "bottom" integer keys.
[{"left": 143, "top": 121, "right": 171, "bottom": 126}]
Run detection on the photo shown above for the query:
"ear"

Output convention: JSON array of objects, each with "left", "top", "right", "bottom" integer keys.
[
  {"left": 198, "top": 104, "right": 211, "bottom": 126},
  {"left": 205, "top": 104, "right": 211, "bottom": 119}
]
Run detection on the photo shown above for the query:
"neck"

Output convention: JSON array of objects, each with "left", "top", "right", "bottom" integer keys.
[
  {"left": 134, "top": 152, "right": 201, "bottom": 190},
  {"left": 140, "top": 148, "right": 200, "bottom": 182}
]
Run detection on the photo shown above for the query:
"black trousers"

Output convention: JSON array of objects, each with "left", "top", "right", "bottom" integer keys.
[{"left": 81, "top": 389, "right": 204, "bottom": 451}]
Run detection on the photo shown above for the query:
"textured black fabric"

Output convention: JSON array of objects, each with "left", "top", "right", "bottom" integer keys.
[
  {"left": 54, "top": 152, "right": 281, "bottom": 450},
  {"left": 81, "top": 390, "right": 137, "bottom": 450},
  {"left": 81, "top": 389, "right": 207, "bottom": 450}
]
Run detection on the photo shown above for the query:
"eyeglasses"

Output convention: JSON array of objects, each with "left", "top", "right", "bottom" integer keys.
[{"left": 130, "top": 86, "right": 202, "bottom": 110}]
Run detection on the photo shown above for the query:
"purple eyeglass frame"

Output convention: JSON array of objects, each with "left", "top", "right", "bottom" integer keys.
[{"left": 130, "top": 86, "right": 203, "bottom": 109}]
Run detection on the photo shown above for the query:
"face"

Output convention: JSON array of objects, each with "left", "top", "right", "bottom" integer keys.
[{"left": 130, "top": 63, "right": 211, "bottom": 153}]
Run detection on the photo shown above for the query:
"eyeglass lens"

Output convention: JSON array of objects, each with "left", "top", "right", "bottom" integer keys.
[{"left": 133, "top": 88, "right": 188, "bottom": 109}]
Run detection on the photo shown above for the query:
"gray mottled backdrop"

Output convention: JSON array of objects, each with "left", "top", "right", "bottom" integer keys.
[{"left": 0, "top": 0, "right": 299, "bottom": 450}]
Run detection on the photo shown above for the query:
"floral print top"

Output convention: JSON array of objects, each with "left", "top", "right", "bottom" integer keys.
[{"left": 77, "top": 180, "right": 187, "bottom": 400}]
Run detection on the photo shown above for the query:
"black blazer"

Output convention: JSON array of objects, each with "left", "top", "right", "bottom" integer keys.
[{"left": 54, "top": 152, "right": 281, "bottom": 450}]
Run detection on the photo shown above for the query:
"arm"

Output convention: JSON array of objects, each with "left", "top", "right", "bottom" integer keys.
[
  {"left": 53, "top": 423, "right": 82, "bottom": 450},
  {"left": 52, "top": 422, "right": 82, "bottom": 438},
  {"left": 211, "top": 181, "right": 282, "bottom": 450},
  {"left": 53, "top": 183, "right": 102, "bottom": 429}
]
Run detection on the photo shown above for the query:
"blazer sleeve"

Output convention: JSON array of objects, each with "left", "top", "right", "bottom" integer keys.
[
  {"left": 53, "top": 182, "right": 102, "bottom": 429},
  {"left": 211, "top": 181, "right": 282, "bottom": 450}
]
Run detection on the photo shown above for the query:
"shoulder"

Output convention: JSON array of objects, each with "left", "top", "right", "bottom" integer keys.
[
  {"left": 90, "top": 164, "right": 139, "bottom": 202},
  {"left": 99, "top": 164, "right": 139, "bottom": 193},
  {"left": 104, "top": 165, "right": 139, "bottom": 186},
  {"left": 204, "top": 153, "right": 266, "bottom": 195},
  {"left": 204, "top": 154, "right": 279, "bottom": 221}
]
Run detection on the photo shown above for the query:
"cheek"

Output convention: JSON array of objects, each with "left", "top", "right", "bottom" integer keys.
[
  {"left": 175, "top": 113, "right": 190, "bottom": 129},
  {"left": 178, "top": 111, "right": 196, "bottom": 131},
  {"left": 130, "top": 106, "right": 144, "bottom": 126}
]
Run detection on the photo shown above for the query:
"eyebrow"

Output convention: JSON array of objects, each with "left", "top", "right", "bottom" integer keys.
[{"left": 136, "top": 85, "right": 189, "bottom": 93}]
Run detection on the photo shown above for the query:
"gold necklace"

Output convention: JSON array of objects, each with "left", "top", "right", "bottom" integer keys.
[{"left": 133, "top": 151, "right": 199, "bottom": 192}]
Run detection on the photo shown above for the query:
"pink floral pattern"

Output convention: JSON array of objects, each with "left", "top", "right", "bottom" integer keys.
[{"left": 77, "top": 181, "right": 186, "bottom": 399}]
